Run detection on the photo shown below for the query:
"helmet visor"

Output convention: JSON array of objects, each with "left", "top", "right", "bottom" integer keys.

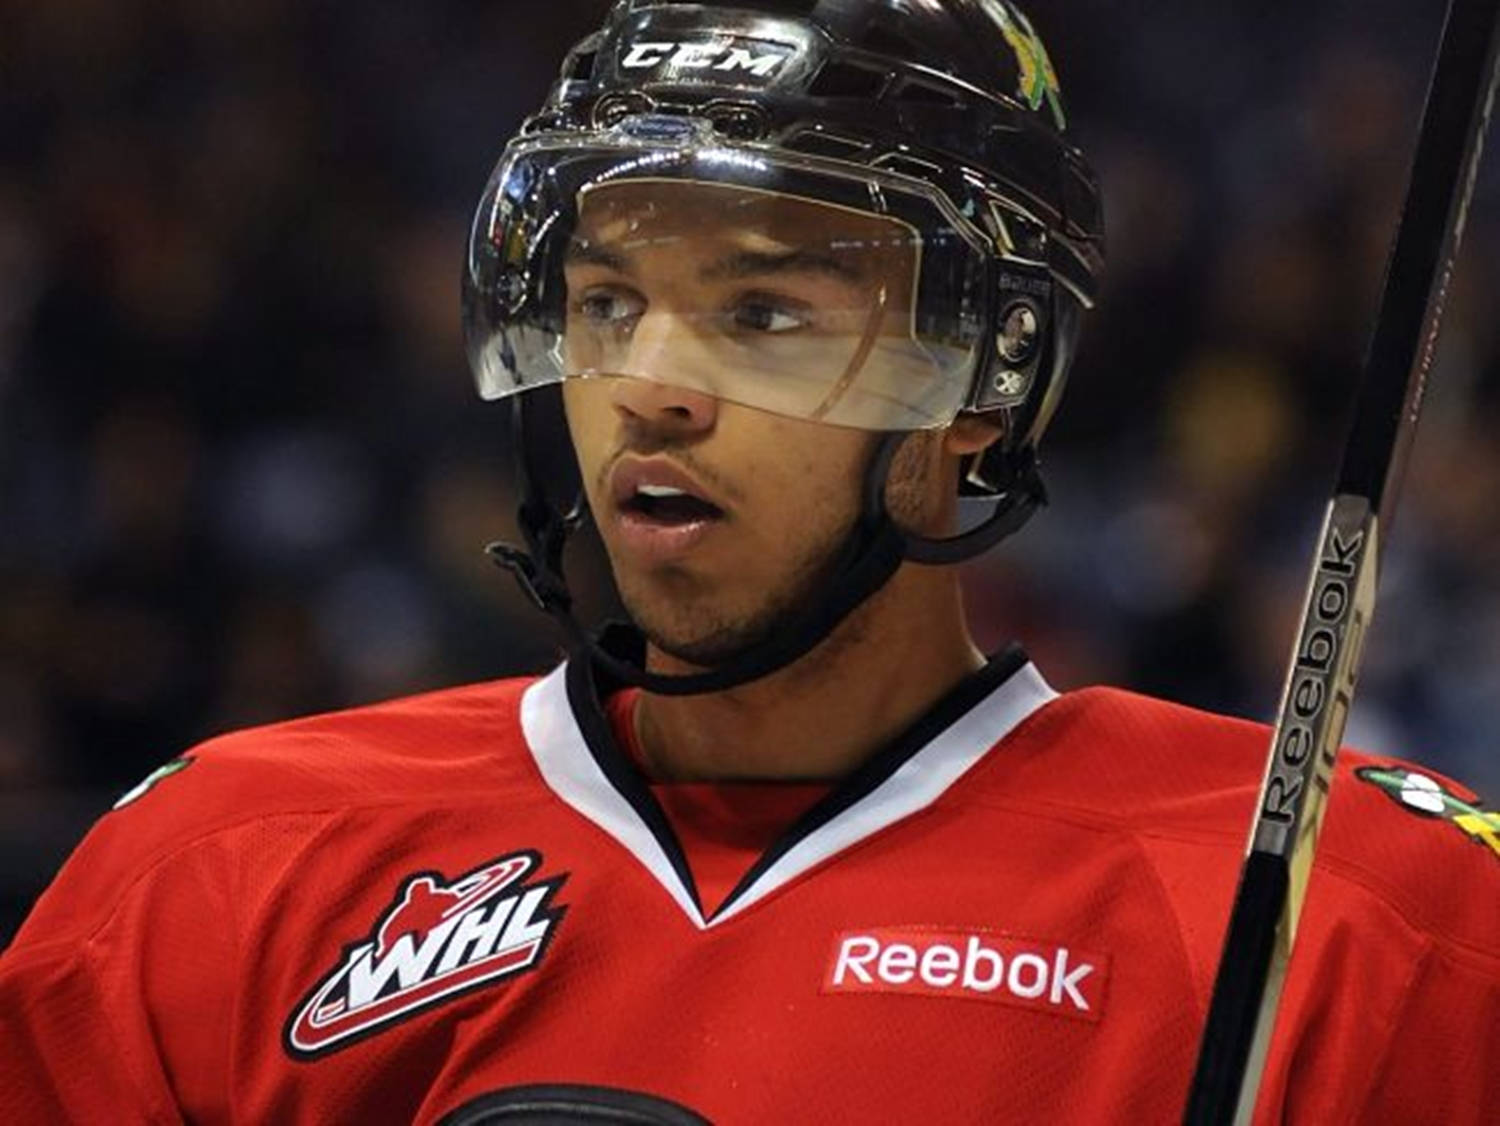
[{"left": 464, "top": 133, "right": 992, "bottom": 430}]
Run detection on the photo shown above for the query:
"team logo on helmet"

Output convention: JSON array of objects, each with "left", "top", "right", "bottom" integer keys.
[
  {"left": 981, "top": 1, "right": 1066, "bottom": 129},
  {"left": 1356, "top": 766, "right": 1500, "bottom": 861},
  {"left": 284, "top": 850, "right": 569, "bottom": 1058}
]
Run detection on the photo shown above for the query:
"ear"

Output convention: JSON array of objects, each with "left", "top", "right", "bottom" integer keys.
[{"left": 942, "top": 412, "right": 1006, "bottom": 457}]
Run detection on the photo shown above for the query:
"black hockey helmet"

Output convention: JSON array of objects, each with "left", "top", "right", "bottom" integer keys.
[{"left": 463, "top": 0, "right": 1104, "bottom": 694}]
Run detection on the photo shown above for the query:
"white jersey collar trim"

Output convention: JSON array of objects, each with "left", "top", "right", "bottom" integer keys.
[{"left": 520, "top": 658, "right": 1058, "bottom": 930}]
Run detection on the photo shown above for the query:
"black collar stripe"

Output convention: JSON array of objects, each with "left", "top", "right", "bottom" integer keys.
[
  {"left": 520, "top": 647, "right": 1055, "bottom": 931},
  {"left": 565, "top": 656, "right": 703, "bottom": 914},
  {"left": 712, "top": 644, "right": 1032, "bottom": 920},
  {"left": 523, "top": 665, "right": 706, "bottom": 924}
]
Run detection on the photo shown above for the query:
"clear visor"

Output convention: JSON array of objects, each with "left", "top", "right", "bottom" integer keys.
[{"left": 464, "top": 136, "right": 992, "bottom": 430}]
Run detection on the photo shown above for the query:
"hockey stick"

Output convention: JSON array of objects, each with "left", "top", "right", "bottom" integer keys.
[{"left": 1181, "top": 1, "right": 1500, "bottom": 1123}]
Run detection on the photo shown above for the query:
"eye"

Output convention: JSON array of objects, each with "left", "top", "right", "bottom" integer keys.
[
  {"left": 730, "top": 295, "right": 811, "bottom": 334},
  {"left": 574, "top": 288, "right": 645, "bottom": 327}
]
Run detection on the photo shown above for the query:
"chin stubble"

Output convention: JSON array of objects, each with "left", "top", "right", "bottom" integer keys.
[
  {"left": 626, "top": 432, "right": 939, "bottom": 669},
  {"left": 627, "top": 513, "right": 852, "bottom": 667}
]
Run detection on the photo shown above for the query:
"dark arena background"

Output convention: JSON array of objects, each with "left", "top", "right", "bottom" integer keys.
[{"left": 3, "top": 0, "right": 1499, "bottom": 943}]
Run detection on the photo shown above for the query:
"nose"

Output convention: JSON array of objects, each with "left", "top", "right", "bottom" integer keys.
[
  {"left": 610, "top": 376, "right": 719, "bottom": 432},
  {"left": 608, "top": 309, "right": 719, "bottom": 432}
]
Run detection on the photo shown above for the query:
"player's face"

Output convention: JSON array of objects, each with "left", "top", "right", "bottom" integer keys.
[{"left": 560, "top": 182, "right": 948, "bottom": 665}]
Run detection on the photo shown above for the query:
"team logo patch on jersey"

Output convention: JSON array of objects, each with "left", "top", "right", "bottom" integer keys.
[
  {"left": 285, "top": 850, "right": 568, "bottom": 1059},
  {"left": 1356, "top": 766, "right": 1500, "bottom": 860},
  {"left": 823, "top": 928, "right": 1108, "bottom": 1022}
]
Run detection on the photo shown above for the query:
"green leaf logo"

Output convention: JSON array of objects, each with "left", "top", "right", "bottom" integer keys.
[
  {"left": 1356, "top": 766, "right": 1500, "bottom": 860},
  {"left": 985, "top": 1, "right": 1067, "bottom": 129}
]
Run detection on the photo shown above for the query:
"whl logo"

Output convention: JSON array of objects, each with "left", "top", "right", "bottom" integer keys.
[
  {"left": 285, "top": 851, "right": 568, "bottom": 1058},
  {"left": 823, "top": 928, "right": 1108, "bottom": 1023}
]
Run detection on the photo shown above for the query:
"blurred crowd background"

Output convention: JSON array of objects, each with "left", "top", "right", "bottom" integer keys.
[{"left": 4, "top": 0, "right": 1500, "bottom": 943}]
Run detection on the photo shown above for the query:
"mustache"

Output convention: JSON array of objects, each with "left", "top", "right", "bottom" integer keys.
[{"left": 597, "top": 439, "right": 745, "bottom": 508}]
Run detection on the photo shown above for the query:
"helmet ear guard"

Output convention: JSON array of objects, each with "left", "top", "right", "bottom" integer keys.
[
  {"left": 962, "top": 256, "right": 1084, "bottom": 501},
  {"left": 895, "top": 247, "right": 1058, "bottom": 565}
]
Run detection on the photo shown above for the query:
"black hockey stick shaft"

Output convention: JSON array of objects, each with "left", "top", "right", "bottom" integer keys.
[{"left": 1182, "top": 1, "right": 1500, "bottom": 1123}]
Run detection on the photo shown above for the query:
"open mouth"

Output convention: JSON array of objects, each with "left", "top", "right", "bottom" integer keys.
[{"left": 621, "top": 485, "right": 725, "bottom": 525}]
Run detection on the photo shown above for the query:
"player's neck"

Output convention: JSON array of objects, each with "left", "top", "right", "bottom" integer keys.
[{"left": 632, "top": 566, "right": 986, "bottom": 782}]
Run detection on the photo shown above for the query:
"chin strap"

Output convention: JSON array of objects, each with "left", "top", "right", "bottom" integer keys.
[{"left": 487, "top": 400, "right": 1045, "bottom": 696}]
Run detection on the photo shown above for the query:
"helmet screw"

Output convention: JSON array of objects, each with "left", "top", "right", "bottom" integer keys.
[
  {"left": 992, "top": 369, "right": 1028, "bottom": 398},
  {"left": 997, "top": 300, "right": 1040, "bottom": 365},
  {"left": 498, "top": 266, "right": 528, "bottom": 312}
]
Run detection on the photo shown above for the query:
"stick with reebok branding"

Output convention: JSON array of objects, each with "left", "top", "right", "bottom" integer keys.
[{"left": 1181, "top": 0, "right": 1500, "bottom": 1122}]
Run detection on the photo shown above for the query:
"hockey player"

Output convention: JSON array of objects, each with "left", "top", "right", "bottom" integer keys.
[{"left": 3, "top": 2, "right": 1497, "bottom": 1123}]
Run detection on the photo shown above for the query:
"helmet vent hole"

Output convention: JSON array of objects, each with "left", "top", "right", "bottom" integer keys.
[
  {"left": 753, "top": 0, "right": 822, "bottom": 12},
  {"left": 705, "top": 102, "right": 770, "bottom": 141},
  {"left": 871, "top": 151, "right": 945, "bottom": 180},
  {"left": 592, "top": 92, "right": 654, "bottom": 129},
  {"left": 566, "top": 50, "right": 598, "bottom": 82},
  {"left": 856, "top": 26, "right": 914, "bottom": 61},
  {"left": 1061, "top": 159, "right": 1103, "bottom": 242},
  {"left": 807, "top": 61, "right": 888, "bottom": 99},
  {"left": 782, "top": 128, "right": 869, "bottom": 160},
  {"left": 893, "top": 80, "right": 964, "bottom": 108}
]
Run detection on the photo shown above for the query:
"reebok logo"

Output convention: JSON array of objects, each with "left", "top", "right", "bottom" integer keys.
[
  {"left": 619, "top": 39, "right": 792, "bottom": 79},
  {"left": 823, "top": 928, "right": 1107, "bottom": 1022}
]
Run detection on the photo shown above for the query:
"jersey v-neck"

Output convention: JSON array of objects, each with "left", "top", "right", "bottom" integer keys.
[
  {"left": 603, "top": 688, "right": 835, "bottom": 918},
  {"left": 519, "top": 643, "right": 1056, "bottom": 929}
]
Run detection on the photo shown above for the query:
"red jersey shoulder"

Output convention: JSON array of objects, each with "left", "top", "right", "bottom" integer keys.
[
  {"left": 975, "top": 684, "right": 1269, "bottom": 836},
  {"left": 1317, "top": 751, "right": 1500, "bottom": 948},
  {"left": 11, "top": 676, "right": 543, "bottom": 944},
  {"left": 109, "top": 673, "right": 540, "bottom": 833},
  {"left": 985, "top": 683, "right": 1498, "bottom": 951}
]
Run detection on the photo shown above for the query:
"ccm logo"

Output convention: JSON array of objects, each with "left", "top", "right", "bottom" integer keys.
[
  {"left": 823, "top": 929, "right": 1107, "bottom": 1022},
  {"left": 620, "top": 41, "right": 789, "bottom": 78}
]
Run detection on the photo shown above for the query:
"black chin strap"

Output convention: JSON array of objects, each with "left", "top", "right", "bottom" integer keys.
[{"left": 487, "top": 398, "right": 1044, "bottom": 696}]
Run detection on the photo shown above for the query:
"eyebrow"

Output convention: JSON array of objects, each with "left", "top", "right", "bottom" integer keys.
[
  {"left": 564, "top": 239, "right": 863, "bottom": 284},
  {"left": 565, "top": 240, "right": 630, "bottom": 273},
  {"left": 702, "top": 248, "right": 864, "bottom": 284}
]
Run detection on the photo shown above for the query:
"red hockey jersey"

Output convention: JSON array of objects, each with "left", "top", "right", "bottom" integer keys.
[{"left": 3, "top": 649, "right": 1497, "bottom": 1123}]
